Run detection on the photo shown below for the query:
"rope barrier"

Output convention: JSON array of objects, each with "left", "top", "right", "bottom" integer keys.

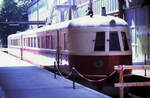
[
  {"left": 54, "top": 62, "right": 72, "bottom": 79},
  {"left": 54, "top": 61, "right": 117, "bottom": 83},
  {"left": 74, "top": 68, "right": 117, "bottom": 83}
]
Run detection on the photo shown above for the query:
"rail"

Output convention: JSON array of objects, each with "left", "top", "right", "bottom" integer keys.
[{"left": 114, "top": 65, "right": 150, "bottom": 98}]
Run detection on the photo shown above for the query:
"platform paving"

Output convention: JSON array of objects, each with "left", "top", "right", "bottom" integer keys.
[{"left": 0, "top": 51, "right": 111, "bottom": 98}]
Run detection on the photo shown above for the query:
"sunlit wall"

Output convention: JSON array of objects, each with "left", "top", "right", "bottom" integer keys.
[{"left": 125, "top": 0, "right": 150, "bottom": 63}]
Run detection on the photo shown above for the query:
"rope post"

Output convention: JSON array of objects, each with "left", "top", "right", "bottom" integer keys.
[
  {"left": 144, "top": 53, "right": 147, "bottom": 76},
  {"left": 54, "top": 62, "right": 57, "bottom": 79},
  {"left": 72, "top": 66, "right": 76, "bottom": 89},
  {"left": 119, "top": 65, "right": 124, "bottom": 98},
  {"left": 145, "top": 68, "right": 147, "bottom": 76}
]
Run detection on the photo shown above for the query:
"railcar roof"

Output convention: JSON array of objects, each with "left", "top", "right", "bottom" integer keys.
[
  {"left": 8, "top": 15, "right": 128, "bottom": 37},
  {"left": 69, "top": 15, "right": 128, "bottom": 28},
  {"left": 37, "top": 15, "right": 128, "bottom": 32}
]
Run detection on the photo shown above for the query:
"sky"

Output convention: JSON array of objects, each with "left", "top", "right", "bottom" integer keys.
[
  {"left": 0, "top": 0, "right": 3, "bottom": 12},
  {"left": 0, "top": 0, "right": 3, "bottom": 5}
]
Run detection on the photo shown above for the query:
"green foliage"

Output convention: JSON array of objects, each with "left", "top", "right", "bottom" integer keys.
[{"left": 0, "top": 0, "right": 33, "bottom": 45}]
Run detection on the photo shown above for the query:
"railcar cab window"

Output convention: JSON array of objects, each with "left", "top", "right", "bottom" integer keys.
[
  {"left": 94, "top": 32, "right": 105, "bottom": 51},
  {"left": 121, "top": 32, "right": 129, "bottom": 50},
  {"left": 109, "top": 32, "right": 120, "bottom": 51}
]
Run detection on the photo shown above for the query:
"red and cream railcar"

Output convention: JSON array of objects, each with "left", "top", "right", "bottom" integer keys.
[{"left": 8, "top": 15, "right": 132, "bottom": 76}]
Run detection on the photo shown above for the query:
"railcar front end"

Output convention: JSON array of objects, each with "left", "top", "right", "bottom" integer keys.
[{"left": 67, "top": 15, "right": 132, "bottom": 76}]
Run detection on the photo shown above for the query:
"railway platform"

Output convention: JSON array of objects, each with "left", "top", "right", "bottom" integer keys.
[{"left": 0, "top": 51, "right": 110, "bottom": 98}]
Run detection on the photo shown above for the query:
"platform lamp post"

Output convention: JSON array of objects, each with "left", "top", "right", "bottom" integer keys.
[
  {"left": 56, "top": 30, "right": 60, "bottom": 69},
  {"left": 68, "top": 0, "right": 72, "bottom": 20},
  {"left": 89, "top": 0, "right": 93, "bottom": 12},
  {"left": 86, "top": 0, "right": 93, "bottom": 17},
  {"left": 72, "top": 66, "right": 76, "bottom": 89},
  {"left": 148, "top": 32, "right": 150, "bottom": 61}
]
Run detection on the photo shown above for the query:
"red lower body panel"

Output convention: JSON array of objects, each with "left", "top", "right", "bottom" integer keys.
[{"left": 69, "top": 55, "right": 132, "bottom": 75}]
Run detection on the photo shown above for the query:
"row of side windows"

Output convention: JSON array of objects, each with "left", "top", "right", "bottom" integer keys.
[
  {"left": 10, "top": 33, "right": 68, "bottom": 50},
  {"left": 23, "top": 35, "right": 57, "bottom": 49}
]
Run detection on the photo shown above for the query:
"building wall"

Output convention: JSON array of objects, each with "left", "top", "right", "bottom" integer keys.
[
  {"left": 70, "top": 0, "right": 119, "bottom": 18},
  {"left": 125, "top": 0, "right": 150, "bottom": 63},
  {"left": 28, "top": 0, "right": 119, "bottom": 24},
  {"left": 28, "top": 0, "right": 54, "bottom": 29}
]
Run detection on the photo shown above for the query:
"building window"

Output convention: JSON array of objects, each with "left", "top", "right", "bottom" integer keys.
[
  {"left": 94, "top": 32, "right": 105, "bottom": 51},
  {"left": 121, "top": 32, "right": 129, "bottom": 50},
  {"left": 109, "top": 32, "right": 120, "bottom": 51}
]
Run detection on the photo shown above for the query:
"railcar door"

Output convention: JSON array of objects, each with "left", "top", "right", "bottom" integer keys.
[
  {"left": 56, "top": 30, "right": 60, "bottom": 67},
  {"left": 20, "top": 35, "right": 23, "bottom": 60}
]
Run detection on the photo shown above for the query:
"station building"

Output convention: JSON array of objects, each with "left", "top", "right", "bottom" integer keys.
[
  {"left": 27, "top": 0, "right": 150, "bottom": 64},
  {"left": 27, "top": 0, "right": 119, "bottom": 28},
  {"left": 125, "top": 0, "right": 150, "bottom": 64}
]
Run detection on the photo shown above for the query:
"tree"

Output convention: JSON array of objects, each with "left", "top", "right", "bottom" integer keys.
[{"left": 0, "top": 0, "right": 33, "bottom": 45}]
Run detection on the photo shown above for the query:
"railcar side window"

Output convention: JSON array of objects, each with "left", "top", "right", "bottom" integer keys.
[
  {"left": 46, "top": 36, "right": 50, "bottom": 48},
  {"left": 64, "top": 33, "right": 68, "bottom": 50},
  {"left": 24, "top": 38, "right": 25, "bottom": 46},
  {"left": 38, "top": 37, "right": 40, "bottom": 48},
  {"left": 94, "top": 32, "right": 105, "bottom": 51},
  {"left": 10, "top": 40, "right": 12, "bottom": 45},
  {"left": 11, "top": 39, "right": 19, "bottom": 46},
  {"left": 11, "top": 40, "right": 14, "bottom": 46},
  {"left": 31, "top": 37, "right": 33, "bottom": 47},
  {"left": 26, "top": 38, "right": 28, "bottom": 46},
  {"left": 34, "top": 37, "right": 37, "bottom": 48},
  {"left": 51, "top": 36, "right": 53, "bottom": 49},
  {"left": 52, "top": 35, "right": 57, "bottom": 49},
  {"left": 109, "top": 32, "right": 120, "bottom": 51},
  {"left": 41, "top": 36, "right": 45, "bottom": 48},
  {"left": 46, "top": 36, "right": 48, "bottom": 48},
  {"left": 28, "top": 38, "right": 30, "bottom": 47},
  {"left": 26, "top": 38, "right": 27, "bottom": 46},
  {"left": 121, "top": 32, "right": 129, "bottom": 50}
]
